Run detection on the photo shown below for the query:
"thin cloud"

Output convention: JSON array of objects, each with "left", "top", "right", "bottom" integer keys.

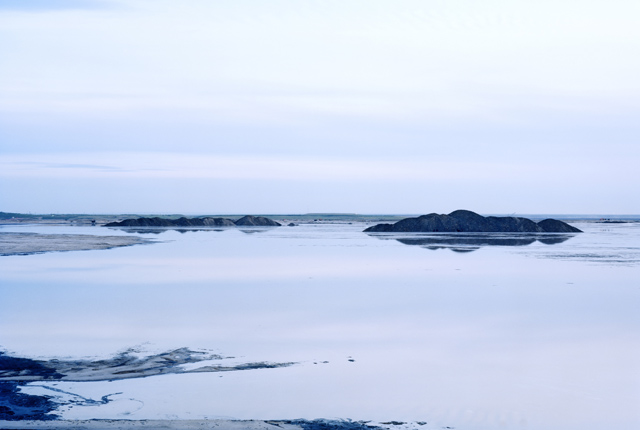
[
  {"left": 1, "top": 1, "right": 638, "bottom": 213},
  {"left": 15, "top": 161, "right": 121, "bottom": 171},
  {"left": 0, "top": 153, "right": 534, "bottom": 183},
  {"left": 0, "top": 0, "right": 117, "bottom": 11}
]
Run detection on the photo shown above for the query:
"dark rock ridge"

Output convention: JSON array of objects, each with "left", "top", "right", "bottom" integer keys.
[
  {"left": 364, "top": 210, "right": 582, "bottom": 233},
  {"left": 234, "top": 215, "right": 281, "bottom": 226},
  {"left": 104, "top": 215, "right": 280, "bottom": 228}
]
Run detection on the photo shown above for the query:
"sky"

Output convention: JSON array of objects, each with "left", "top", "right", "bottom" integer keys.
[{"left": 1, "top": 0, "right": 639, "bottom": 215}]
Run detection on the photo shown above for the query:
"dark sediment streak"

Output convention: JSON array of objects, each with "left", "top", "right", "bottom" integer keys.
[
  {"left": 281, "top": 419, "right": 384, "bottom": 430},
  {"left": 0, "top": 348, "right": 294, "bottom": 421},
  {"left": 0, "top": 419, "right": 426, "bottom": 429},
  {"left": 0, "top": 348, "right": 294, "bottom": 383},
  {"left": 0, "top": 382, "right": 59, "bottom": 421}
]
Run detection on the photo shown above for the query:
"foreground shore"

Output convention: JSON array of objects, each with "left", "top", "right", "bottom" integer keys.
[
  {"left": 0, "top": 420, "right": 299, "bottom": 430},
  {"left": 0, "top": 420, "right": 421, "bottom": 430}
]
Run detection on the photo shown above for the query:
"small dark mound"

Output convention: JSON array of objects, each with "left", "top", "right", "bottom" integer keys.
[
  {"left": 537, "top": 218, "right": 583, "bottom": 233},
  {"left": 365, "top": 223, "right": 394, "bottom": 232},
  {"left": 201, "top": 217, "right": 237, "bottom": 227},
  {"left": 234, "top": 215, "right": 281, "bottom": 226},
  {"left": 105, "top": 217, "right": 175, "bottom": 227},
  {"left": 104, "top": 215, "right": 280, "bottom": 228}
]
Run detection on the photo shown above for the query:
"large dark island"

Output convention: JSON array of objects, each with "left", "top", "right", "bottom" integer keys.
[{"left": 364, "top": 210, "right": 582, "bottom": 233}]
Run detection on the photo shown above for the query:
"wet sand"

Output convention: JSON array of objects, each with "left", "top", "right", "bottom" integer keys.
[
  {"left": 0, "top": 419, "right": 414, "bottom": 430},
  {"left": 0, "top": 348, "right": 294, "bottom": 383},
  {"left": 0, "top": 232, "right": 151, "bottom": 256},
  {"left": 0, "top": 419, "right": 306, "bottom": 430},
  {"left": 0, "top": 349, "right": 296, "bottom": 422}
]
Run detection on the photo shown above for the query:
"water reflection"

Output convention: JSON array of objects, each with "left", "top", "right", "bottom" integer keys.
[
  {"left": 369, "top": 233, "right": 575, "bottom": 251},
  {"left": 237, "top": 229, "right": 271, "bottom": 234},
  {"left": 1, "top": 223, "right": 638, "bottom": 428}
]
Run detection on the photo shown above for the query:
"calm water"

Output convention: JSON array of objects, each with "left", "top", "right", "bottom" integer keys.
[{"left": 1, "top": 221, "right": 639, "bottom": 429}]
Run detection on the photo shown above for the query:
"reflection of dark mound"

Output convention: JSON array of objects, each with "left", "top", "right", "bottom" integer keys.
[
  {"left": 104, "top": 215, "right": 280, "bottom": 228},
  {"left": 537, "top": 236, "right": 572, "bottom": 245},
  {"left": 365, "top": 210, "right": 582, "bottom": 233},
  {"left": 397, "top": 236, "right": 539, "bottom": 247},
  {"left": 420, "top": 245, "right": 480, "bottom": 253},
  {"left": 373, "top": 233, "right": 574, "bottom": 251},
  {"left": 239, "top": 229, "right": 269, "bottom": 234}
]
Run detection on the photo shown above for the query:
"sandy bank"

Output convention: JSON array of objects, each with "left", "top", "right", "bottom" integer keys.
[
  {"left": 0, "top": 232, "right": 151, "bottom": 256},
  {"left": 0, "top": 420, "right": 411, "bottom": 430},
  {"left": 0, "top": 420, "right": 300, "bottom": 430}
]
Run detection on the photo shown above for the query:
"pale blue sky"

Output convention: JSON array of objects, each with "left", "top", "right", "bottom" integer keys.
[{"left": 1, "top": 0, "right": 639, "bottom": 214}]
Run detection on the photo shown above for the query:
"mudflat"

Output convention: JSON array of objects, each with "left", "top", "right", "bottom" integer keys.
[
  {"left": 0, "top": 420, "right": 397, "bottom": 430},
  {"left": 0, "top": 232, "right": 150, "bottom": 256},
  {"left": 0, "top": 420, "right": 304, "bottom": 430}
]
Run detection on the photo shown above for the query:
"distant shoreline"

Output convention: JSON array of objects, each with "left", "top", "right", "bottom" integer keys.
[{"left": 2, "top": 212, "right": 639, "bottom": 226}]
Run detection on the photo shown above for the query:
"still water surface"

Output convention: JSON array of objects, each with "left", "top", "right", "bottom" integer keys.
[{"left": 1, "top": 222, "right": 639, "bottom": 429}]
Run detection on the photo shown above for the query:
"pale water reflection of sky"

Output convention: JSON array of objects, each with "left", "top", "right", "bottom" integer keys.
[
  {"left": 1, "top": 0, "right": 639, "bottom": 214},
  {"left": 0, "top": 223, "right": 638, "bottom": 429}
]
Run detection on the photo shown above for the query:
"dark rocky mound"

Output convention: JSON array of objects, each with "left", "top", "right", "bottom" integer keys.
[
  {"left": 364, "top": 210, "right": 582, "bottom": 233},
  {"left": 104, "top": 215, "right": 280, "bottom": 228},
  {"left": 201, "top": 217, "right": 238, "bottom": 227},
  {"left": 536, "top": 218, "right": 583, "bottom": 233},
  {"left": 105, "top": 217, "right": 174, "bottom": 227},
  {"left": 234, "top": 215, "right": 282, "bottom": 226}
]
